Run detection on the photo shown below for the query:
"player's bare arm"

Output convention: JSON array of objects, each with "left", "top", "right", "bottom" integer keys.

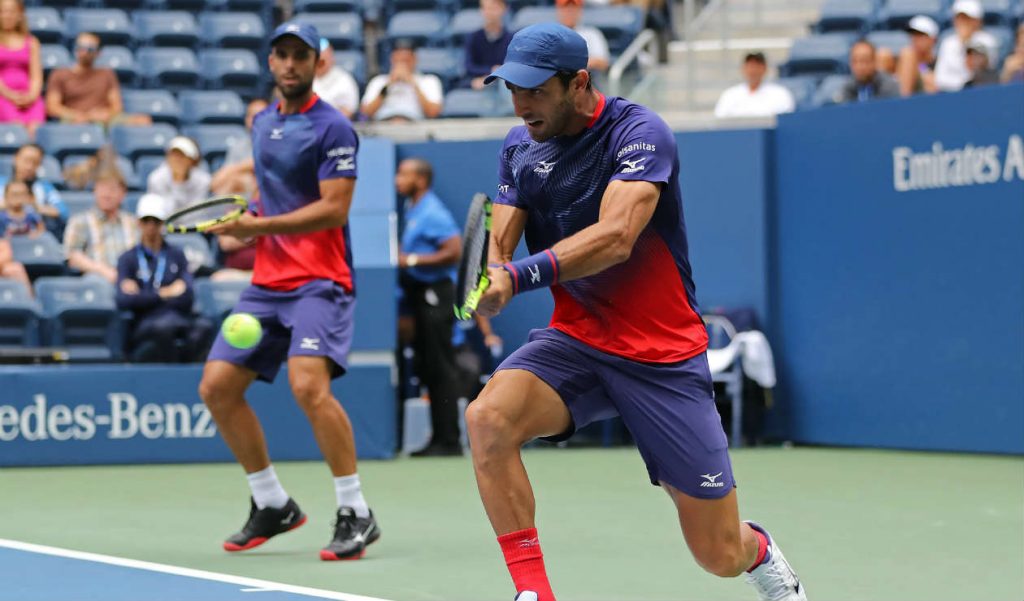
[{"left": 207, "top": 177, "right": 355, "bottom": 238}]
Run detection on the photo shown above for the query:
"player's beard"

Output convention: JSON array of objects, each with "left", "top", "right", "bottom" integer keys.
[
  {"left": 530, "top": 94, "right": 576, "bottom": 142},
  {"left": 277, "top": 76, "right": 314, "bottom": 101}
]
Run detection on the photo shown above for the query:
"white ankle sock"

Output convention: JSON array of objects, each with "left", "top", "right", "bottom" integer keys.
[
  {"left": 246, "top": 466, "right": 289, "bottom": 510},
  {"left": 334, "top": 474, "right": 370, "bottom": 518}
]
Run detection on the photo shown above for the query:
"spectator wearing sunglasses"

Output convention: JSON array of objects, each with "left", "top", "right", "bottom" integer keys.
[{"left": 44, "top": 32, "right": 151, "bottom": 128}]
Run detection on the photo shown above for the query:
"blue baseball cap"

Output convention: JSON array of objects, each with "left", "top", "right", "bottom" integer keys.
[
  {"left": 485, "top": 23, "right": 588, "bottom": 88},
  {"left": 270, "top": 22, "right": 320, "bottom": 52}
]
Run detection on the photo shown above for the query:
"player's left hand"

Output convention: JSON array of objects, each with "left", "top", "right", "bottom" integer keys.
[
  {"left": 206, "top": 212, "right": 264, "bottom": 239},
  {"left": 476, "top": 266, "right": 513, "bottom": 318}
]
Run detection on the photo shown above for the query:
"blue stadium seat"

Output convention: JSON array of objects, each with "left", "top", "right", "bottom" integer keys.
[
  {"left": 136, "top": 47, "right": 201, "bottom": 91},
  {"left": 110, "top": 124, "right": 178, "bottom": 162},
  {"left": 198, "top": 12, "right": 266, "bottom": 50},
  {"left": 166, "top": 233, "right": 216, "bottom": 275},
  {"left": 292, "top": 13, "right": 363, "bottom": 50},
  {"left": 198, "top": 50, "right": 262, "bottom": 97},
  {"left": 9, "top": 232, "right": 67, "bottom": 279},
  {"left": 35, "top": 276, "right": 121, "bottom": 361},
  {"left": 178, "top": 90, "right": 246, "bottom": 126},
  {"left": 27, "top": 7, "right": 62, "bottom": 44},
  {"left": 40, "top": 44, "right": 72, "bottom": 80},
  {"left": 134, "top": 11, "right": 201, "bottom": 48},
  {"left": 194, "top": 278, "right": 249, "bottom": 322},
  {"left": 36, "top": 124, "right": 105, "bottom": 162},
  {"left": 100, "top": 0, "right": 148, "bottom": 9},
  {"left": 811, "top": 73, "right": 851, "bottom": 107},
  {"left": 0, "top": 279, "right": 43, "bottom": 346},
  {"left": 776, "top": 76, "right": 820, "bottom": 110},
  {"left": 583, "top": 5, "right": 644, "bottom": 56},
  {"left": 94, "top": 45, "right": 137, "bottom": 87},
  {"left": 0, "top": 124, "right": 28, "bottom": 154},
  {"left": 511, "top": 7, "right": 556, "bottom": 31},
  {"left": 293, "top": 0, "right": 362, "bottom": 13},
  {"left": 983, "top": 25, "right": 1015, "bottom": 62},
  {"left": 121, "top": 89, "right": 182, "bottom": 126},
  {"left": 60, "top": 190, "right": 95, "bottom": 217},
  {"left": 878, "top": 0, "right": 946, "bottom": 30},
  {"left": 781, "top": 33, "right": 855, "bottom": 78},
  {"left": 980, "top": 0, "right": 1017, "bottom": 25},
  {"left": 334, "top": 50, "right": 367, "bottom": 87},
  {"left": 39, "top": 155, "right": 63, "bottom": 188},
  {"left": 449, "top": 9, "right": 484, "bottom": 47},
  {"left": 440, "top": 88, "right": 497, "bottom": 118},
  {"left": 386, "top": 10, "right": 447, "bottom": 48},
  {"left": 164, "top": 0, "right": 210, "bottom": 11},
  {"left": 385, "top": 0, "right": 447, "bottom": 16},
  {"left": 866, "top": 30, "right": 911, "bottom": 54},
  {"left": 182, "top": 124, "right": 248, "bottom": 164},
  {"left": 416, "top": 47, "right": 463, "bottom": 90},
  {"left": 63, "top": 9, "right": 133, "bottom": 48},
  {"left": 134, "top": 155, "right": 165, "bottom": 186},
  {"left": 216, "top": 0, "right": 273, "bottom": 12},
  {"left": 815, "top": 0, "right": 877, "bottom": 33}
]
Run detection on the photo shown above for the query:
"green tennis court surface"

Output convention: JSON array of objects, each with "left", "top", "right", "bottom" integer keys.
[{"left": 0, "top": 447, "right": 1020, "bottom": 601}]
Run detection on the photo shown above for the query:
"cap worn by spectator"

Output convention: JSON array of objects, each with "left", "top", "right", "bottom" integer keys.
[
  {"left": 952, "top": 0, "right": 983, "bottom": 20},
  {"left": 167, "top": 136, "right": 200, "bottom": 162},
  {"left": 136, "top": 193, "right": 170, "bottom": 221},
  {"left": 906, "top": 15, "right": 939, "bottom": 39}
]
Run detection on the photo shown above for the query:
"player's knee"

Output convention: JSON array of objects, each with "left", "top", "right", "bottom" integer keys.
[
  {"left": 465, "top": 399, "right": 516, "bottom": 447},
  {"left": 289, "top": 376, "right": 331, "bottom": 413},
  {"left": 198, "top": 374, "right": 241, "bottom": 413}
]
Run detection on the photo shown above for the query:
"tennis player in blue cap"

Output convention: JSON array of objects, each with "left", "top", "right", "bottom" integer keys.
[{"left": 468, "top": 23, "right": 806, "bottom": 601}]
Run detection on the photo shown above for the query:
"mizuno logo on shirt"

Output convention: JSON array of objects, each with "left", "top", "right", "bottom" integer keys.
[
  {"left": 534, "top": 161, "right": 556, "bottom": 175},
  {"left": 336, "top": 158, "right": 355, "bottom": 171},
  {"left": 621, "top": 158, "right": 646, "bottom": 173},
  {"left": 300, "top": 337, "right": 320, "bottom": 351},
  {"left": 700, "top": 472, "right": 725, "bottom": 488},
  {"left": 270, "top": 128, "right": 284, "bottom": 140},
  {"left": 527, "top": 264, "right": 541, "bottom": 283}
]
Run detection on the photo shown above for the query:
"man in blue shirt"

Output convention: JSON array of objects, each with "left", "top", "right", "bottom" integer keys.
[
  {"left": 464, "top": 0, "right": 513, "bottom": 90},
  {"left": 396, "top": 157, "right": 464, "bottom": 456}
]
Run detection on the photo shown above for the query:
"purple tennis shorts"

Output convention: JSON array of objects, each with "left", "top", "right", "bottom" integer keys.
[
  {"left": 498, "top": 327, "right": 735, "bottom": 499},
  {"left": 208, "top": 279, "right": 355, "bottom": 383}
]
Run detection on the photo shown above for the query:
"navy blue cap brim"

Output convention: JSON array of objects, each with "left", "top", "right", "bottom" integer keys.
[
  {"left": 485, "top": 62, "right": 558, "bottom": 88},
  {"left": 270, "top": 32, "right": 318, "bottom": 52}
]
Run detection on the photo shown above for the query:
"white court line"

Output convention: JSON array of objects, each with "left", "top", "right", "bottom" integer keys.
[{"left": 0, "top": 538, "right": 397, "bottom": 601}]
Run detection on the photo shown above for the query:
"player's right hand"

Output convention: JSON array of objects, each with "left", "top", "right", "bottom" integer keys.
[{"left": 476, "top": 266, "right": 513, "bottom": 318}]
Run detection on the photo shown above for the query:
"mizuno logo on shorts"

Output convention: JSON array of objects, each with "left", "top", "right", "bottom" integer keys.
[
  {"left": 700, "top": 472, "right": 725, "bottom": 488},
  {"left": 300, "top": 337, "right": 320, "bottom": 350}
]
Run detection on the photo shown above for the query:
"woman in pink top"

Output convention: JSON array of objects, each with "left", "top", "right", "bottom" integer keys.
[{"left": 0, "top": 0, "right": 42, "bottom": 136}]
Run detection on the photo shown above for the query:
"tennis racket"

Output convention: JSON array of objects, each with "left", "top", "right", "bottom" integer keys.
[
  {"left": 454, "top": 193, "right": 492, "bottom": 320},
  {"left": 165, "top": 195, "right": 251, "bottom": 234}
]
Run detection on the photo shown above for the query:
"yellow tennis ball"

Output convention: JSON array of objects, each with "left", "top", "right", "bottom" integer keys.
[{"left": 222, "top": 313, "right": 262, "bottom": 349}]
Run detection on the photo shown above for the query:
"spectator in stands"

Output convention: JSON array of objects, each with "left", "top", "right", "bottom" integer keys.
[
  {"left": 0, "top": 179, "right": 42, "bottom": 237},
  {"left": 210, "top": 98, "right": 267, "bottom": 197},
  {"left": 897, "top": 15, "right": 940, "bottom": 97},
  {"left": 875, "top": 47, "right": 897, "bottom": 76},
  {"left": 361, "top": 41, "right": 444, "bottom": 122},
  {"left": 935, "top": 0, "right": 995, "bottom": 92},
  {"left": 0, "top": 143, "right": 66, "bottom": 237},
  {"left": 147, "top": 136, "right": 211, "bottom": 214},
  {"left": 836, "top": 40, "right": 900, "bottom": 103},
  {"left": 964, "top": 35, "right": 1000, "bottom": 87},
  {"left": 0, "top": 0, "right": 43, "bottom": 136},
  {"left": 0, "top": 236, "right": 28, "bottom": 293},
  {"left": 464, "top": 0, "right": 513, "bottom": 90},
  {"left": 116, "top": 193, "right": 212, "bottom": 363},
  {"left": 44, "top": 32, "right": 150, "bottom": 129},
  {"left": 313, "top": 38, "right": 360, "bottom": 119},
  {"left": 556, "top": 0, "right": 610, "bottom": 73},
  {"left": 396, "top": 157, "right": 464, "bottom": 456},
  {"left": 714, "top": 52, "right": 794, "bottom": 118},
  {"left": 1000, "top": 24, "right": 1024, "bottom": 83},
  {"left": 61, "top": 143, "right": 118, "bottom": 191},
  {"left": 64, "top": 169, "right": 139, "bottom": 283}
]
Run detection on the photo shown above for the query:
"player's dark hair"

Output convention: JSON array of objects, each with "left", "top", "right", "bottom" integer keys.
[
  {"left": 555, "top": 70, "right": 592, "bottom": 91},
  {"left": 407, "top": 158, "right": 433, "bottom": 187}
]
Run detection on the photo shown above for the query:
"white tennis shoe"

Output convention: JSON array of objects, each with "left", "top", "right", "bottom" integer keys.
[
  {"left": 743, "top": 521, "right": 807, "bottom": 601},
  {"left": 514, "top": 592, "right": 538, "bottom": 601}
]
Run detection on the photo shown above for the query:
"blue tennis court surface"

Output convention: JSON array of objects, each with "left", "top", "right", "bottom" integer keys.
[{"left": 0, "top": 540, "right": 394, "bottom": 601}]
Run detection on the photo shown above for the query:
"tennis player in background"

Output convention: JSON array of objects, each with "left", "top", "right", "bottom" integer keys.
[
  {"left": 469, "top": 24, "right": 805, "bottom": 601},
  {"left": 199, "top": 22, "right": 380, "bottom": 561}
]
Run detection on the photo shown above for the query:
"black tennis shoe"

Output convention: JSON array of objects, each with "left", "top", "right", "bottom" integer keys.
[
  {"left": 319, "top": 507, "right": 380, "bottom": 561},
  {"left": 223, "top": 497, "right": 306, "bottom": 552}
]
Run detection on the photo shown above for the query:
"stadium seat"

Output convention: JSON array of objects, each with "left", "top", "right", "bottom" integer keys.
[
  {"left": 178, "top": 90, "right": 246, "bottom": 126},
  {"left": 60, "top": 190, "right": 95, "bottom": 217},
  {"left": 0, "top": 279, "right": 43, "bottom": 346},
  {"left": 133, "top": 11, "right": 201, "bottom": 48},
  {"left": 216, "top": 0, "right": 273, "bottom": 12},
  {"left": 815, "top": 0, "right": 877, "bottom": 33},
  {"left": 511, "top": 7, "right": 557, "bottom": 32},
  {"left": 164, "top": 0, "right": 210, "bottom": 11},
  {"left": 385, "top": 10, "right": 447, "bottom": 48},
  {"left": 866, "top": 30, "right": 911, "bottom": 54},
  {"left": 776, "top": 76, "right": 820, "bottom": 110},
  {"left": 99, "top": 0, "right": 148, "bottom": 10},
  {"left": 181, "top": 124, "right": 248, "bottom": 164},
  {"left": 983, "top": 25, "right": 1015, "bottom": 62},
  {"left": 878, "top": 0, "right": 946, "bottom": 31},
  {"left": 136, "top": 47, "right": 201, "bottom": 91},
  {"left": 9, "top": 232, "right": 67, "bottom": 280},
  {"left": 293, "top": 0, "right": 362, "bottom": 13},
  {"left": 26, "top": 7, "right": 62, "bottom": 44},
  {"left": 448, "top": 8, "right": 484, "bottom": 47},
  {"left": 0, "top": 124, "right": 28, "bottom": 154},
  {"left": 194, "top": 278, "right": 249, "bottom": 322},
  {"left": 110, "top": 124, "right": 178, "bottom": 162},
  {"left": 63, "top": 9, "right": 133, "bottom": 48},
  {"left": 416, "top": 47, "right": 464, "bottom": 90},
  {"left": 166, "top": 233, "right": 216, "bottom": 275},
  {"left": 292, "top": 13, "right": 363, "bottom": 50},
  {"left": 94, "top": 45, "right": 137, "bottom": 87},
  {"left": 780, "top": 33, "right": 855, "bottom": 78},
  {"left": 440, "top": 88, "right": 497, "bottom": 118},
  {"left": 583, "top": 5, "right": 644, "bottom": 56},
  {"left": 134, "top": 155, "right": 165, "bottom": 187},
  {"left": 811, "top": 73, "right": 851, "bottom": 108},
  {"left": 40, "top": 44, "right": 72, "bottom": 80},
  {"left": 35, "top": 124, "right": 105, "bottom": 162},
  {"left": 34, "top": 277, "right": 121, "bottom": 361},
  {"left": 121, "top": 89, "right": 182, "bottom": 126},
  {"left": 334, "top": 50, "right": 367, "bottom": 87},
  {"left": 198, "top": 12, "right": 265, "bottom": 50},
  {"left": 39, "top": 155, "right": 63, "bottom": 188},
  {"left": 123, "top": 191, "right": 142, "bottom": 214},
  {"left": 198, "top": 50, "right": 262, "bottom": 97}
]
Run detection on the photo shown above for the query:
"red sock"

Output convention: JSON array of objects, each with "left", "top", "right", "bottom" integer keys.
[
  {"left": 746, "top": 528, "right": 769, "bottom": 573},
  {"left": 498, "top": 527, "right": 556, "bottom": 601}
]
